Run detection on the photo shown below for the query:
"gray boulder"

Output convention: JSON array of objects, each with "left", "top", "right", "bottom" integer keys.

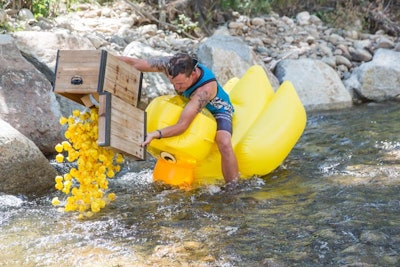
[
  {"left": 275, "top": 58, "right": 353, "bottom": 111},
  {"left": 344, "top": 49, "right": 400, "bottom": 101},
  {"left": 0, "top": 119, "right": 57, "bottom": 196},
  {"left": 0, "top": 35, "right": 63, "bottom": 155},
  {"left": 197, "top": 34, "right": 279, "bottom": 88}
]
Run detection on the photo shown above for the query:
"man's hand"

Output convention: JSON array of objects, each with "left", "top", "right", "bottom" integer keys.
[{"left": 141, "top": 131, "right": 161, "bottom": 147}]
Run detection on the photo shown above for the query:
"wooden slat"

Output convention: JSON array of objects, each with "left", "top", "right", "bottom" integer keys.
[
  {"left": 56, "top": 66, "right": 102, "bottom": 74},
  {"left": 80, "top": 95, "right": 93, "bottom": 108},
  {"left": 57, "top": 50, "right": 102, "bottom": 63},
  {"left": 98, "top": 93, "right": 110, "bottom": 146},
  {"left": 97, "top": 93, "right": 145, "bottom": 160},
  {"left": 103, "top": 53, "right": 142, "bottom": 106},
  {"left": 80, "top": 94, "right": 99, "bottom": 108},
  {"left": 111, "top": 102, "right": 144, "bottom": 124},
  {"left": 103, "top": 78, "right": 139, "bottom": 105},
  {"left": 110, "top": 95, "right": 145, "bottom": 131},
  {"left": 110, "top": 95, "right": 145, "bottom": 159},
  {"left": 58, "top": 93, "right": 87, "bottom": 105},
  {"left": 55, "top": 75, "right": 99, "bottom": 93}
]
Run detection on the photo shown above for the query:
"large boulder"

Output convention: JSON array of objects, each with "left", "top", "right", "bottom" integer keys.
[
  {"left": 275, "top": 58, "right": 353, "bottom": 111},
  {"left": 197, "top": 34, "right": 279, "bottom": 88},
  {"left": 344, "top": 49, "right": 400, "bottom": 102},
  {"left": 0, "top": 119, "right": 57, "bottom": 196},
  {"left": 0, "top": 34, "right": 63, "bottom": 155}
]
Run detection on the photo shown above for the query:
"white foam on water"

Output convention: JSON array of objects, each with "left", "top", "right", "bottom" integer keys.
[{"left": 0, "top": 194, "right": 24, "bottom": 208}]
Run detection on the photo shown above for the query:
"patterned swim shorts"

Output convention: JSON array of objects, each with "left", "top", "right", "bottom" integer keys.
[{"left": 213, "top": 111, "right": 233, "bottom": 134}]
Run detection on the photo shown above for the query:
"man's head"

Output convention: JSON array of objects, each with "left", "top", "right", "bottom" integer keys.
[
  {"left": 167, "top": 53, "right": 198, "bottom": 79},
  {"left": 167, "top": 53, "right": 199, "bottom": 92}
]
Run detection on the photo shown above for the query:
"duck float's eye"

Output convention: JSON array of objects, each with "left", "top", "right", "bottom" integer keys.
[{"left": 160, "top": 152, "right": 177, "bottom": 163}]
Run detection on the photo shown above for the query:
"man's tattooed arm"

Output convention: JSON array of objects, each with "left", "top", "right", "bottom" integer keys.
[
  {"left": 195, "top": 91, "right": 210, "bottom": 113},
  {"left": 147, "top": 57, "right": 170, "bottom": 74}
]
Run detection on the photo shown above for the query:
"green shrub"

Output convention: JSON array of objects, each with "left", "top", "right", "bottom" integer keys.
[{"left": 220, "top": 0, "right": 271, "bottom": 16}]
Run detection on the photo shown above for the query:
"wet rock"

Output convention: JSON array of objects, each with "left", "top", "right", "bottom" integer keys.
[
  {"left": 360, "top": 230, "right": 389, "bottom": 245},
  {"left": 262, "top": 258, "right": 285, "bottom": 267},
  {"left": 183, "top": 241, "right": 203, "bottom": 251},
  {"left": 341, "top": 243, "right": 362, "bottom": 253},
  {"left": 314, "top": 228, "right": 338, "bottom": 240},
  {"left": 340, "top": 261, "right": 374, "bottom": 267},
  {"left": 0, "top": 119, "right": 57, "bottom": 196}
]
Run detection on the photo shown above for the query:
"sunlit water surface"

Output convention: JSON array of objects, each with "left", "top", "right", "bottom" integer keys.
[{"left": 1, "top": 102, "right": 400, "bottom": 267}]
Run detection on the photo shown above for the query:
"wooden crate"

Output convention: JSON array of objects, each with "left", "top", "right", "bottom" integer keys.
[
  {"left": 53, "top": 50, "right": 142, "bottom": 107},
  {"left": 53, "top": 50, "right": 146, "bottom": 160},
  {"left": 98, "top": 92, "right": 146, "bottom": 160}
]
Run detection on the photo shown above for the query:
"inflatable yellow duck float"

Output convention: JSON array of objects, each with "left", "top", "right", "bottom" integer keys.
[{"left": 145, "top": 65, "right": 307, "bottom": 188}]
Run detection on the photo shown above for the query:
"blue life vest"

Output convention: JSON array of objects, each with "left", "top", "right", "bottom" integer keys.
[{"left": 182, "top": 64, "right": 234, "bottom": 115}]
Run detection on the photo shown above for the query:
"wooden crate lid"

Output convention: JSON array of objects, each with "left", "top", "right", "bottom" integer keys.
[
  {"left": 98, "top": 92, "right": 146, "bottom": 160},
  {"left": 102, "top": 53, "right": 143, "bottom": 107}
]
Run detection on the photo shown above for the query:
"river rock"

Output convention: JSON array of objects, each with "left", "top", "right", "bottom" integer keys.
[
  {"left": 344, "top": 49, "right": 400, "bottom": 101},
  {"left": 349, "top": 46, "right": 373, "bottom": 62},
  {"left": 275, "top": 58, "right": 353, "bottom": 111},
  {"left": 360, "top": 230, "right": 389, "bottom": 245},
  {"left": 0, "top": 35, "right": 63, "bottom": 155},
  {"left": 0, "top": 119, "right": 57, "bottom": 196},
  {"left": 17, "top": 8, "right": 34, "bottom": 21},
  {"left": 197, "top": 34, "right": 279, "bottom": 88}
]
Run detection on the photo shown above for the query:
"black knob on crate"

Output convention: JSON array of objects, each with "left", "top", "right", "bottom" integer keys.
[{"left": 71, "top": 76, "right": 83, "bottom": 85}]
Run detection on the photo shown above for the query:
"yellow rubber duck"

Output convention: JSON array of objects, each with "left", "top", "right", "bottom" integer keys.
[{"left": 146, "top": 65, "right": 307, "bottom": 188}]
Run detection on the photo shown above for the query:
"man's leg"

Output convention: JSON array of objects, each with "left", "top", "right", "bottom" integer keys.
[{"left": 215, "top": 130, "right": 239, "bottom": 184}]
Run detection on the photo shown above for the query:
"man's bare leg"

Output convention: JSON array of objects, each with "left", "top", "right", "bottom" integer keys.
[{"left": 216, "top": 130, "right": 239, "bottom": 184}]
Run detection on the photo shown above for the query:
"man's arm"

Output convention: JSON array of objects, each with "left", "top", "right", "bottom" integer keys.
[
  {"left": 119, "top": 56, "right": 169, "bottom": 73},
  {"left": 141, "top": 84, "right": 215, "bottom": 147}
]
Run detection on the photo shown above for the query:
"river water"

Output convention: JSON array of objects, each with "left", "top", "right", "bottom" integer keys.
[{"left": 1, "top": 101, "right": 399, "bottom": 267}]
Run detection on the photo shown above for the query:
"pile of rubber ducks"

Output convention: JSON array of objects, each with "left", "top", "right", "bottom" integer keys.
[{"left": 52, "top": 108, "right": 124, "bottom": 219}]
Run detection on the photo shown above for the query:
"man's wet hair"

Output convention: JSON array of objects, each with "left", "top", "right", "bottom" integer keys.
[{"left": 167, "top": 53, "right": 198, "bottom": 78}]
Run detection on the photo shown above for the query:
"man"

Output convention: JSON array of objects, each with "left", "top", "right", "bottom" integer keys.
[{"left": 119, "top": 53, "right": 239, "bottom": 184}]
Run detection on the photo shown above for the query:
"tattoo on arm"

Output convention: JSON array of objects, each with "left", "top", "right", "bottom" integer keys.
[
  {"left": 196, "top": 91, "right": 209, "bottom": 113},
  {"left": 148, "top": 57, "right": 169, "bottom": 72}
]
